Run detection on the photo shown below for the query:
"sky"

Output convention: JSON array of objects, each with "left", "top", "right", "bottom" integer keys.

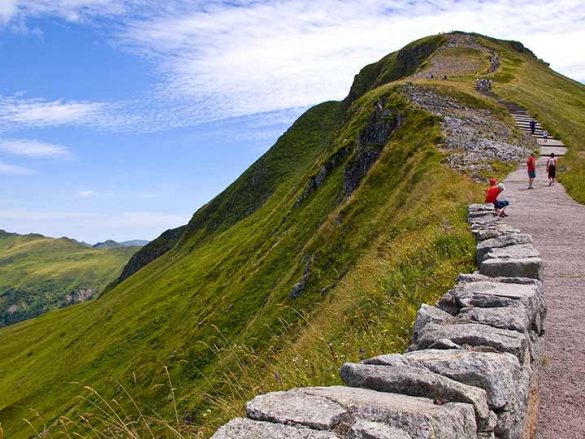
[{"left": 0, "top": 0, "right": 583, "bottom": 243}]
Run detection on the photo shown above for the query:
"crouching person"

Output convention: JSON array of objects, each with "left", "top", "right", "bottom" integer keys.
[{"left": 485, "top": 181, "right": 509, "bottom": 217}]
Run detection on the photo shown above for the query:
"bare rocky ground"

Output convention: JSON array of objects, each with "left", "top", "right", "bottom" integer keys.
[
  {"left": 503, "top": 158, "right": 585, "bottom": 439},
  {"left": 404, "top": 85, "right": 532, "bottom": 174},
  {"left": 412, "top": 33, "right": 489, "bottom": 79}
]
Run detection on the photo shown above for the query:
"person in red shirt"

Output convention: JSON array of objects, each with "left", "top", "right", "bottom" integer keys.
[
  {"left": 485, "top": 182, "right": 509, "bottom": 217},
  {"left": 527, "top": 152, "right": 537, "bottom": 189}
]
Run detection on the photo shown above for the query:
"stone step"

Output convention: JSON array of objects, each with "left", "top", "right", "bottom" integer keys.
[
  {"left": 537, "top": 139, "right": 564, "bottom": 146},
  {"left": 540, "top": 146, "right": 567, "bottom": 156}
]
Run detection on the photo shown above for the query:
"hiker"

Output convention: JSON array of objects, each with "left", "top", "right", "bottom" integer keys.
[
  {"left": 546, "top": 152, "right": 558, "bottom": 186},
  {"left": 542, "top": 130, "right": 548, "bottom": 143},
  {"left": 527, "top": 152, "right": 537, "bottom": 189},
  {"left": 530, "top": 119, "right": 536, "bottom": 135},
  {"left": 485, "top": 181, "right": 509, "bottom": 217}
]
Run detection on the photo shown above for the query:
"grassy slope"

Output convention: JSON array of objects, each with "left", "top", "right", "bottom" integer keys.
[
  {"left": 1, "top": 33, "right": 577, "bottom": 437},
  {"left": 0, "top": 231, "right": 138, "bottom": 326},
  {"left": 480, "top": 36, "right": 585, "bottom": 202}
]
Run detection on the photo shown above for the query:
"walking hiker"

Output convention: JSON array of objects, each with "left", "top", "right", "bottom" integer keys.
[
  {"left": 485, "top": 181, "right": 509, "bottom": 217},
  {"left": 546, "top": 152, "right": 558, "bottom": 186},
  {"left": 530, "top": 119, "right": 536, "bottom": 135},
  {"left": 542, "top": 130, "right": 549, "bottom": 143},
  {"left": 527, "top": 152, "right": 537, "bottom": 189}
]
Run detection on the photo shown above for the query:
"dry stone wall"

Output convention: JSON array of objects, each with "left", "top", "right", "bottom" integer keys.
[{"left": 213, "top": 203, "right": 545, "bottom": 439}]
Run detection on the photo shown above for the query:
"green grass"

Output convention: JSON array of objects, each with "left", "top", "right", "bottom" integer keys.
[
  {"left": 0, "top": 31, "right": 581, "bottom": 438},
  {"left": 0, "top": 231, "right": 138, "bottom": 326}
]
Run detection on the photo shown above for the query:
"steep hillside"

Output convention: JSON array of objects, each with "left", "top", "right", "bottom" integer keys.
[
  {"left": 0, "top": 32, "right": 581, "bottom": 438},
  {"left": 0, "top": 231, "right": 139, "bottom": 326}
]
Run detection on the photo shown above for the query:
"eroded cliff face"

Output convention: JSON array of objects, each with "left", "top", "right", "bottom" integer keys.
[{"left": 342, "top": 100, "right": 403, "bottom": 198}]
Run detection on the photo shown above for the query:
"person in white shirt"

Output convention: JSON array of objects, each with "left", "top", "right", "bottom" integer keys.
[{"left": 546, "top": 153, "right": 558, "bottom": 186}]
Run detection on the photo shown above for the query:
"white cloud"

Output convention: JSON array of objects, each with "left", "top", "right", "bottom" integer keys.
[
  {"left": 0, "top": 0, "right": 18, "bottom": 24},
  {"left": 0, "top": 138, "right": 71, "bottom": 157},
  {"left": 2, "top": 0, "right": 584, "bottom": 124},
  {"left": 0, "top": 96, "right": 108, "bottom": 129},
  {"left": 0, "top": 159, "right": 33, "bottom": 175},
  {"left": 76, "top": 190, "right": 96, "bottom": 198},
  {"left": 113, "top": 0, "right": 585, "bottom": 120}
]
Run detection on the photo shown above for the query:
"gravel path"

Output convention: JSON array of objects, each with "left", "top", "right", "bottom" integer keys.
[{"left": 503, "top": 156, "right": 585, "bottom": 438}]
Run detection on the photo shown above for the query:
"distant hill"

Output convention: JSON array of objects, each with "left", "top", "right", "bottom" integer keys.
[
  {"left": 92, "top": 239, "right": 149, "bottom": 249},
  {"left": 0, "top": 230, "right": 140, "bottom": 326}
]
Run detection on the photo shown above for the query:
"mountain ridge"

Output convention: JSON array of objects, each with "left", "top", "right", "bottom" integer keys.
[{"left": 0, "top": 31, "right": 584, "bottom": 438}]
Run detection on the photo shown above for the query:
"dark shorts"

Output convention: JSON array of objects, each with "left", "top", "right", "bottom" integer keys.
[
  {"left": 548, "top": 166, "right": 556, "bottom": 178},
  {"left": 528, "top": 169, "right": 536, "bottom": 178},
  {"left": 494, "top": 200, "right": 509, "bottom": 209}
]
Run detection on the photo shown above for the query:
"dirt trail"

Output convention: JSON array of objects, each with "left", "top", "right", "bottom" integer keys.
[{"left": 502, "top": 141, "right": 585, "bottom": 438}]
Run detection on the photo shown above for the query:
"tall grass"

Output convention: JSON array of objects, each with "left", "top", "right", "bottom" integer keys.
[{"left": 24, "top": 368, "right": 191, "bottom": 439}]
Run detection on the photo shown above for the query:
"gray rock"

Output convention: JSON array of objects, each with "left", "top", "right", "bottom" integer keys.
[
  {"left": 348, "top": 420, "right": 412, "bottom": 438},
  {"left": 413, "top": 304, "right": 454, "bottom": 342},
  {"left": 415, "top": 322, "right": 528, "bottom": 362},
  {"left": 246, "top": 390, "right": 345, "bottom": 430},
  {"left": 361, "top": 354, "right": 412, "bottom": 367},
  {"left": 476, "top": 234, "right": 533, "bottom": 262},
  {"left": 428, "top": 338, "right": 464, "bottom": 350},
  {"left": 479, "top": 256, "right": 543, "bottom": 280},
  {"left": 456, "top": 304, "right": 530, "bottom": 333},
  {"left": 340, "top": 363, "right": 490, "bottom": 429},
  {"left": 402, "top": 349, "right": 522, "bottom": 409},
  {"left": 468, "top": 203, "right": 495, "bottom": 213},
  {"left": 298, "top": 386, "right": 477, "bottom": 439},
  {"left": 475, "top": 225, "right": 521, "bottom": 241},
  {"left": 437, "top": 279, "right": 545, "bottom": 333},
  {"left": 211, "top": 418, "right": 339, "bottom": 439},
  {"left": 480, "top": 244, "right": 540, "bottom": 262}
]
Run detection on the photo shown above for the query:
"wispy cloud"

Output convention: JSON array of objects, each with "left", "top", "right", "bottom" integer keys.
[
  {"left": 0, "top": 95, "right": 109, "bottom": 129},
  {"left": 0, "top": 159, "right": 33, "bottom": 175},
  {"left": 76, "top": 190, "right": 96, "bottom": 198},
  {"left": 2, "top": 0, "right": 585, "bottom": 124},
  {"left": 116, "top": 0, "right": 585, "bottom": 120},
  {"left": 0, "top": 138, "right": 71, "bottom": 157}
]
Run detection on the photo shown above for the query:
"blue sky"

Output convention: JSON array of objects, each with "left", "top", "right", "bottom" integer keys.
[{"left": 0, "top": 0, "right": 583, "bottom": 242}]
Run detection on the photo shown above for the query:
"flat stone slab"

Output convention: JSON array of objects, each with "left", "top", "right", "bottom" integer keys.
[
  {"left": 414, "top": 322, "right": 527, "bottom": 362},
  {"left": 480, "top": 244, "right": 540, "bottom": 262},
  {"left": 247, "top": 390, "right": 346, "bottom": 430},
  {"left": 349, "top": 419, "right": 411, "bottom": 438},
  {"left": 436, "top": 279, "right": 545, "bottom": 333},
  {"left": 212, "top": 418, "right": 339, "bottom": 438},
  {"left": 340, "top": 362, "right": 490, "bottom": 429},
  {"left": 479, "top": 257, "right": 543, "bottom": 280},
  {"left": 298, "top": 386, "right": 477, "bottom": 439},
  {"left": 476, "top": 234, "right": 533, "bottom": 262},
  {"left": 401, "top": 349, "right": 522, "bottom": 410},
  {"left": 457, "top": 304, "right": 530, "bottom": 333}
]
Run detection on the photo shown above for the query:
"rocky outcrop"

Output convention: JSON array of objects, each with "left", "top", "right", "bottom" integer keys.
[
  {"left": 297, "top": 99, "right": 402, "bottom": 207},
  {"left": 108, "top": 225, "right": 186, "bottom": 289},
  {"left": 212, "top": 203, "right": 545, "bottom": 438},
  {"left": 342, "top": 102, "right": 402, "bottom": 198},
  {"left": 404, "top": 86, "right": 533, "bottom": 174}
]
